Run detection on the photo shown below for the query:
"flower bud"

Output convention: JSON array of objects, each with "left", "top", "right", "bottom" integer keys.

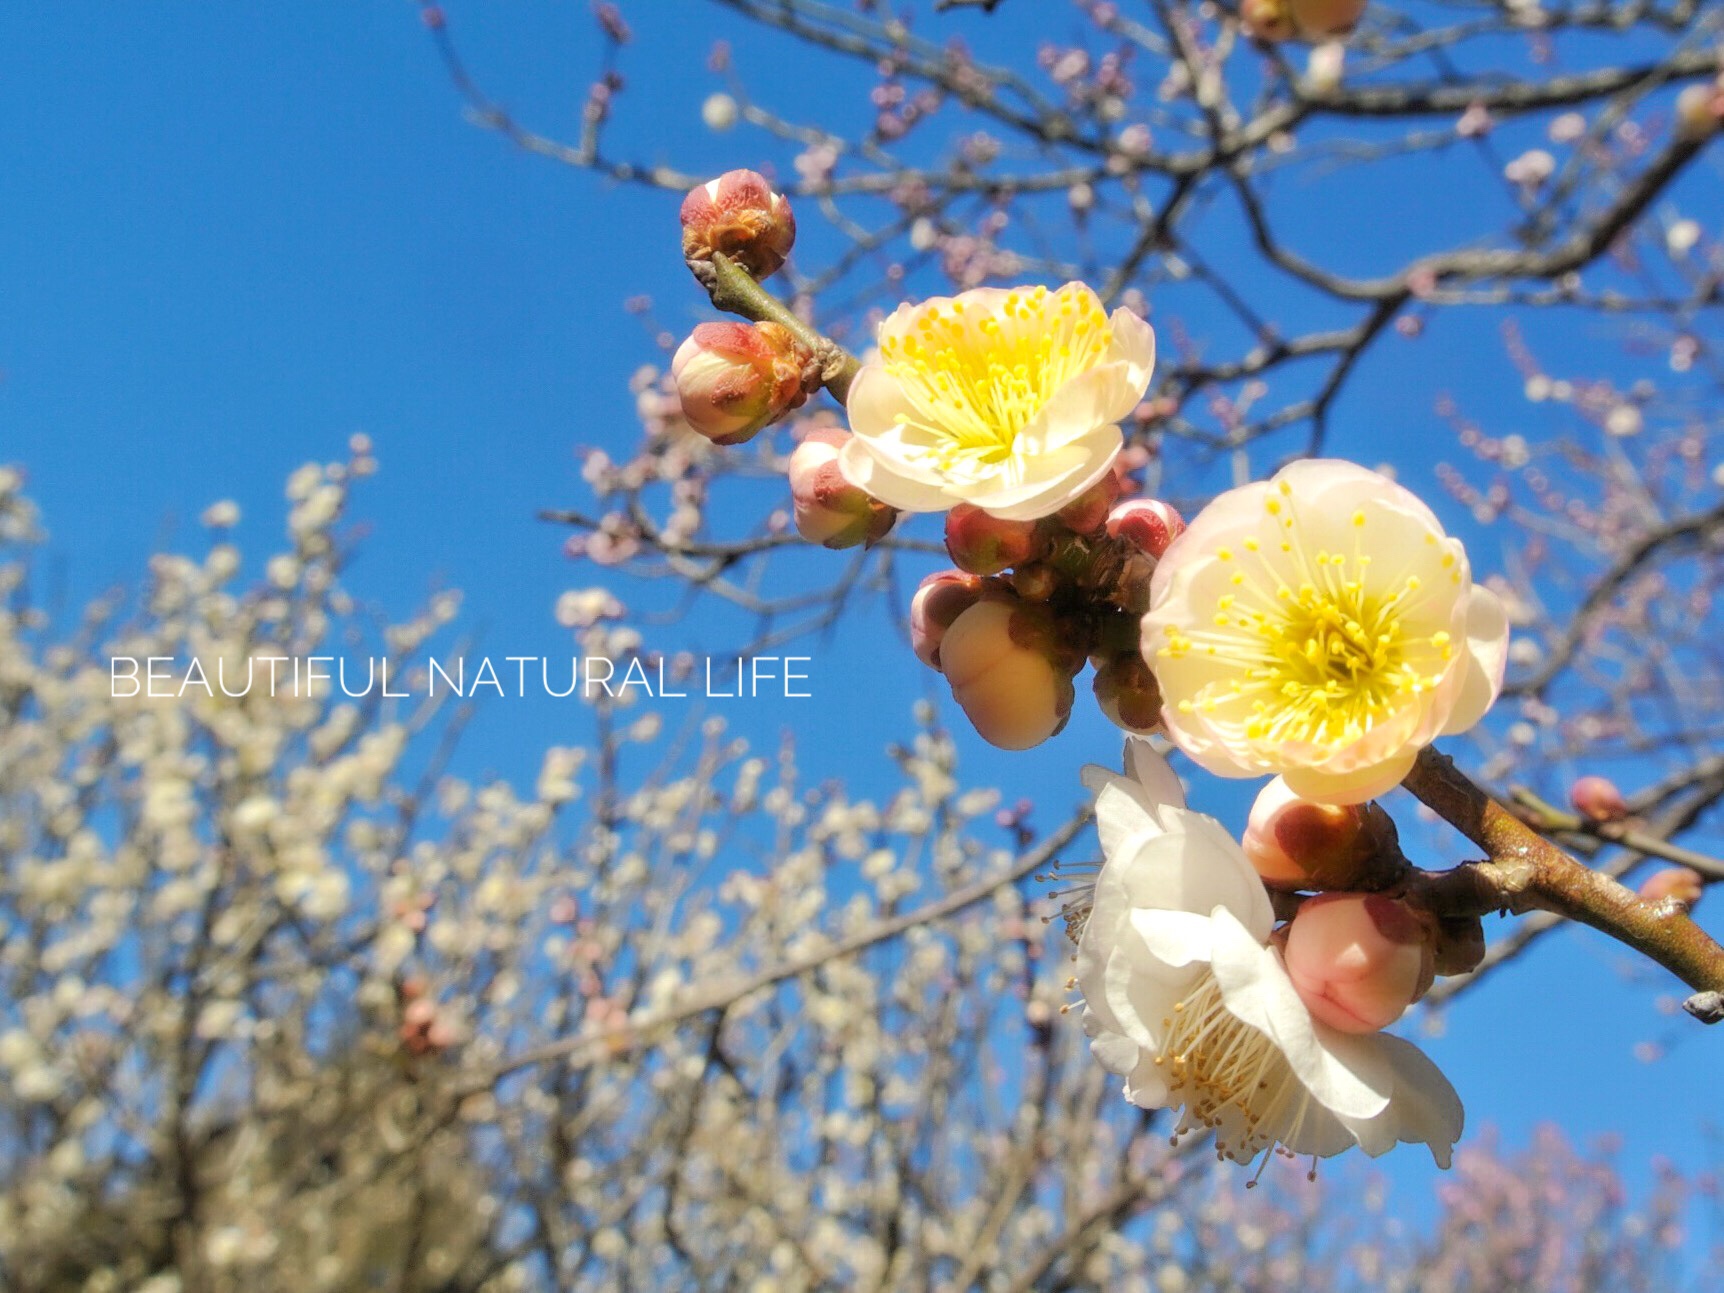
[
  {"left": 939, "top": 596, "right": 1077, "bottom": 750},
  {"left": 1639, "top": 866, "right": 1704, "bottom": 913},
  {"left": 1292, "top": 0, "right": 1367, "bottom": 37},
  {"left": 1430, "top": 914, "right": 1487, "bottom": 977},
  {"left": 1243, "top": 0, "right": 1365, "bottom": 40},
  {"left": 1569, "top": 774, "right": 1629, "bottom": 823},
  {"left": 944, "top": 503, "right": 1048, "bottom": 577},
  {"left": 671, "top": 321, "right": 811, "bottom": 446},
  {"left": 1675, "top": 80, "right": 1724, "bottom": 143},
  {"left": 680, "top": 169, "right": 796, "bottom": 284},
  {"left": 788, "top": 426, "right": 896, "bottom": 549},
  {"left": 1009, "top": 562, "right": 1059, "bottom": 602},
  {"left": 1240, "top": 0, "right": 1297, "bottom": 41},
  {"left": 1105, "top": 497, "right": 1185, "bottom": 559},
  {"left": 1284, "top": 894, "right": 1435, "bottom": 1034},
  {"left": 1243, "top": 777, "right": 1399, "bottom": 889},
  {"left": 1092, "top": 651, "right": 1163, "bottom": 734},
  {"left": 909, "top": 570, "right": 984, "bottom": 671},
  {"left": 1055, "top": 472, "right": 1124, "bottom": 536}
]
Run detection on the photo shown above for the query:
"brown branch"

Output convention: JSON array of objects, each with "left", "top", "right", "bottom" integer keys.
[
  {"left": 1401, "top": 746, "right": 1724, "bottom": 1017},
  {"left": 1505, "top": 499, "right": 1724, "bottom": 699}
]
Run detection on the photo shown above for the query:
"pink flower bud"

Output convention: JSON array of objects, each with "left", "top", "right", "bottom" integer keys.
[
  {"left": 1092, "top": 651, "right": 1163, "bottom": 734},
  {"left": 1055, "top": 472, "right": 1123, "bottom": 535},
  {"left": 788, "top": 426, "right": 896, "bottom": 549},
  {"left": 1243, "top": 777, "right": 1398, "bottom": 889},
  {"left": 671, "top": 321, "right": 811, "bottom": 446},
  {"left": 680, "top": 169, "right": 797, "bottom": 284},
  {"left": 1105, "top": 497, "right": 1185, "bottom": 559},
  {"left": 1639, "top": 867, "right": 1704, "bottom": 912},
  {"left": 939, "top": 596, "right": 1077, "bottom": 750},
  {"left": 1569, "top": 774, "right": 1629, "bottom": 823},
  {"left": 1284, "top": 894, "right": 1435, "bottom": 1034},
  {"left": 1675, "top": 80, "right": 1724, "bottom": 143},
  {"left": 944, "top": 503, "right": 1049, "bottom": 577},
  {"left": 909, "top": 569, "right": 984, "bottom": 671}
]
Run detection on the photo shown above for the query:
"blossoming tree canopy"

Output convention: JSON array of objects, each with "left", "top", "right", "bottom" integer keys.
[{"left": 661, "top": 161, "right": 1724, "bottom": 1177}]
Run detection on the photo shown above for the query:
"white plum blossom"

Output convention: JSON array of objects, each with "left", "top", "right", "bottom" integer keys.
[
  {"left": 1141, "top": 459, "right": 1509, "bottom": 804},
  {"left": 838, "top": 281, "right": 1155, "bottom": 520},
  {"left": 1075, "top": 740, "right": 1464, "bottom": 1169}
]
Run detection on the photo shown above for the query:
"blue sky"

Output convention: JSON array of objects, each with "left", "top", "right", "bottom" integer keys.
[{"left": 1, "top": 1, "right": 1718, "bottom": 1233}]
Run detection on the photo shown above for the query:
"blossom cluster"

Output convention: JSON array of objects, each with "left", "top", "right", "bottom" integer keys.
[{"left": 663, "top": 169, "right": 1534, "bottom": 1173}]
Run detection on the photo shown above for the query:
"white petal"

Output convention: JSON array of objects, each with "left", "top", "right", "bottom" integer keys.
[
  {"left": 1338, "top": 1032, "right": 1465, "bottom": 1167},
  {"left": 1128, "top": 908, "right": 1214, "bottom": 968},
  {"left": 1122, "top": 737, "right": 1186, "bottom": 816},
  {"left": 1091, "top": 781, "right": 1162, "bottom": 859},
  {"left": 1441, "top": 583, "right": 1510, "bottom": 736},
  {"left": 1207, "top": 909, "right": 1393, "bottom": 1121},
  {"left": 1273, "top": 1095, "right": 1360, "bottom": 1161},
  {"left": 1085, "top": 1017, "right": 1144, "bottom": 1077},
  {"left": 1115, "top": 824, "right": 1274, "bottom": 934},
  {"left": 1100, "top": 933, "right": 1189, "bottom": 1050}
]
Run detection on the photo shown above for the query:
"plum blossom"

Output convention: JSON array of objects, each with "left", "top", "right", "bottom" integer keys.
[
  {"left": 838, "top": 282, "right": 1155, "bottom": 520},
  {"left": 1075, "top": 740, "right": 1464, "bottom": 1168},
  {"left": 1141, "top": 460, "right": 1509, "bottom": 804}
]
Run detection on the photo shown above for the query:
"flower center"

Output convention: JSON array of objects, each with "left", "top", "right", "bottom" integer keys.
[
  {"left": 1156, "top": 971, "right": 1312, "bottom": 1165},
  {"left": 881, "top": 285, "right": 1113, "bottom": 476},
  {"left": 1157, "top": 489, "right": 1459, "bottom": 749}
]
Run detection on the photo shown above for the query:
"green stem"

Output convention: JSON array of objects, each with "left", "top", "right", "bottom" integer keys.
[{"left": 707, "top": 253, "right": 863, "bottom": 404}]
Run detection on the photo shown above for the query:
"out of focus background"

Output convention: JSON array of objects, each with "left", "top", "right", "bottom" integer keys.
[{"left": 1, "top": 2, "right": 1721, "bottom": 1288}]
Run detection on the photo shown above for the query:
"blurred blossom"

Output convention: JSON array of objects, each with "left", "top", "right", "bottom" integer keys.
[{"left": 701, "top": 92, "right": 739, "bottom": 131}]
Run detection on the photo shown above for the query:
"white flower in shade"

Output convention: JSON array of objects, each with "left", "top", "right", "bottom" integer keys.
[
  {"left": 1075, "top": 740, "right": 1464, "bottom": 1170},
  {"left": 838, "top": 282, "right": 1155, "bottom": 521},
  {"left": 1141, "top": 460, "right": 1509, "bottom": 804}
]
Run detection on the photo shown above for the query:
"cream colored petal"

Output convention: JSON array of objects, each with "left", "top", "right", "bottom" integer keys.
[
  {"left": 836, "top": 436, "right": 953, "bottom": 513},
  {"left": 1145, "top": 482, "right": 1277, "bottom": 609},
  {"left": 1016, "top": 363, "right": 1142, "bottom": 454},
  {"left": 1103, "top": 306, "right": 1157, "bottom": 403},
  {"left": 1275, "top": 458, "right": 1447, "bottom": 536},
  {"left": 841, "top": 363, "right": 918, "bottom": 440},
  {"left": 968, "top": 427, "right": 1122, "bottom": 521},
  {"left": 1281, "top": 747, "right": 1419, "bottom": 806},
  {"left": 1440, "top": 583, "right": 1510, "bottom": 736}
]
